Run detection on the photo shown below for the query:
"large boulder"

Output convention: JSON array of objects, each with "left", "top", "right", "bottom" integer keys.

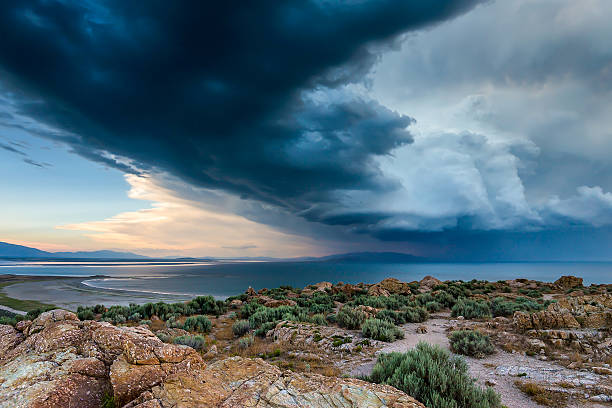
[
  {"left": 419, "top": 276, "right": 442, "bottom": 292},
  {"left": 0, "top": 310, "right": 204, "bottom": 408},
  {"left": 554, "top": 276, "right": 583, "bottom": 290},
  {"left": 368, "top": 278, "right": 412, "bottom": 297},
  {"left": 125, "top": 357, "right": 425, "bottom": 408}
]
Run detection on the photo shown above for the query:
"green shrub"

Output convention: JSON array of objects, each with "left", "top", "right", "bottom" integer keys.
[
  {"left": 238, "top": 335, "right": 254, "bottom": 349},
  {"left": 101, "top": 392, "right": 116, "bottom": 408},
  {"left": 451, "top": 299, "right": 491, "bottom": 319},
  {"left": 254, "top": 321, "right": 278, "bottom": 337},
  {"left": 367, "top": 342, "right": 501, "bottom": 408},
  {"left": 188, "top": 296, "right": 226, "bottom": 316},
  {"left": 25, "top": 306, "right": 55, "bottom": 321},
  {"left": 0, "top": 316, "right": 18, "bottom": 326},
  {"left": 401, "top": 306, "right": 429, "bottom": 323},
  {"left": 490, "top": 297, "right": 544, "bottom": 317},
  {"left": 173, "top": 334, "right": 206, "bottom": 351},
  {"left": 362, "top": 318, "right": 404, "bottom": 342},
  {"left": 76, "top": 306, "right": 95, "bottom": 321},
  {"left": 449, "top": 330, "right": 495, "bottom": 357},
  {"left": 183, "top": 315, "right": 212, "bottom": 333},
  {"left": 309, "top": 313, "right": 327, "bottom": 326},
  {"left": 232, "top": 319, "right": 251, "bottom": 336},
  {"left": 336, "top": 307, "right": 366, "bottom": 329},
  {"left": 425, "top": 301, "right": 442, "bottom": 312},
  {"left": 248, "top": 305, "right": 303, "bottom": 328}
]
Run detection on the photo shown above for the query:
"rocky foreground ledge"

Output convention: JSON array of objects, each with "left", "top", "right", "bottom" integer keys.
[{"left": 0, "top": 309, "right": 424, "bottom": 408}]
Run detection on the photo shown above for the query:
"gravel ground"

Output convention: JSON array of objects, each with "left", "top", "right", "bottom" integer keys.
[{"left": 349, "top": 315, "right": 610, "bottom": 408}]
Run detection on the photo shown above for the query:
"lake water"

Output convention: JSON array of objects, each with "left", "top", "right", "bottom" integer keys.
[{"left": 1, "top": 260, "right": 611, "bottom": 299}]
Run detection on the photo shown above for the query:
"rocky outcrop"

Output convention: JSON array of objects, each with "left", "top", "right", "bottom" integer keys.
[
  {"left": 0, "top": 309, "right": 204, "bottom": 407},
  {"left": 367, "top": 278, "right": 412, "bottom": 297},
  {"left": 126, "top": 357, "right": 425, "bottom": 408},
  {"left": 514, "top": 294, "right": 612, "bottom": 332},
  {"left": 419, "top": 276, "right": 442, "bottom": 292},
  {"left": 514, "top": 304, "right": 580, "bottom": 332},
  {"left": 302, "top": 281, "right": 333, "bottom": 296},
  {"left": 0, "top": 310, "right": 421, "bottom": 408},
  {"left": 554, "top": 275, "right": 583, "bottom": 290}
]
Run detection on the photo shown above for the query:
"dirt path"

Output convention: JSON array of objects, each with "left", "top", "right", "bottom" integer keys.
[{"left": 349, "top": 316, "right": 609, "bottom": 408}]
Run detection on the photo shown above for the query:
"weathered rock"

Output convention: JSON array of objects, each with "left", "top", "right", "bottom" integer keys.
[
  {"left": 368, "top": 278, "right": 412, "bottom": 296},
  {"left": 257, "top": 296, "right": 297, "bottom": 308},
  {"left": 554, "top": 275, "right": 583, "bottom": 290},
  {"left": 0, "top": 324, "right": 24, "bottom": 361},
  {"left": 0, "top": 309, "right": 205, "bottom": 408},
  {"left": 229, "top": 299, "right": 242, "bottom": 308},
  {"left": 127, "top": 357, "right": 425, "bottom": 408},
  {"left": 419, "top": 275, "right": 442, "bottom": 292}
]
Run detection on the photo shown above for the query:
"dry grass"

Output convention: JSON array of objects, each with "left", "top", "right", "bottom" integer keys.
[{"left": 515, "top": 380, "right": 567, "bottom": 407}]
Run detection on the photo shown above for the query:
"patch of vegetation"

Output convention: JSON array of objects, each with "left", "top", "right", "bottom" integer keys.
[
  {"left": 254, "top": 321, "right": 278, "bottom": 337},
  {"left": 449, "top": 330, "right": 495, "bottom": 357},
  {"left": 101, "top": 392, "right": 116, "bottom": 408},
  {"left": 366, "top": 342, "right": 501, "bottom": 408},
  {"left": 451, "top": 298, "right": 492, "bottom": 319},
  {"left": 515, "top": 380, "right": 567, "bottom": 407},
  {"left": 238, "top": 335, "right": 254, "bottom": 349},
  {"left": 232, "top": 319, "right": 251, "bottom": 336},
  {"left": 183, "top": 315, "right": 212, "bottom": 333},
  {"left": 336, "top": 307, "right": 366, "bottom": 329},
  {"left": 361, "top": 318, "right": 404, "bottom": 342},
  {"left": 490, "top": 297, "right": 545, "bottom": 317},
  {"left": 173, "top": 334, "right": 206, "bottom": 351}
]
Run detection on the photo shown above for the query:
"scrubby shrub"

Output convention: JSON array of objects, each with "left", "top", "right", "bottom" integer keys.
[
  {"left": 451, "top": 299, "right": 491, "bottom": 319},
  {"left": 183, "top": 315, "right": 212, "bottom": 333},
  {"left": 128, "top": 312, "right": 142, "bottom": 322},
  {"left": 188, "top": 296, "right": 226, "bottom": 316},
  {"left": 25, "top": 306, "right": 55, "bottom": 321},
  {"left": 76, "top": 306, "right": 95, "bottom": 321},
  {"left": 156, "top": 332, "right": 171, "bottom": 343},
  {"left": 490, "top": 297, "right": 544, "bottom": 317},
  {"left": 401, "top": 306, "right": 429, "bottom": 323},
  {"left": 0, "top": 316, "right": 18, "bottom": 326},
  {"left": 173, "top": 334, "right": 206, "bottom": 351},
  {"left": 166, "top": 316, "right": 183, "bottom": 329},
  {"left": 309, "top": 313, "right": 327, "bottom": 326},
  {"left": 425, "top": 301, "right": 442, "bottom": 312},
  {"left": 449, "top": 330, "right": 495, "bottom": 357},
  {"left": 240, "top": 301, "right": 265, "bottom": 318},
  {"left": 336, "top": 307, "right": 366, "bottom": 329},
  {"left": 239, "top": 335, "right": 254, "bottom": 349},
  {"left": 248, "top": 305, "right": 302, "bottom": 328},
  {"left": 376, "top": 309, "right": 399, "bottom": 324},
  {"left": 254, "top": 321, "right": 278, "bottom": 337},
  {"left": 367, "top": 342, "right": 501, "bottom": 408},
  {"left": 139, "top": 319, "right": 152, "bottom": 326},
  {"left": 232, "top": 319, "right": 251, "bottom": 336},
  {"left": 362, "top": 318, "right": 404, "bottom": 342}
]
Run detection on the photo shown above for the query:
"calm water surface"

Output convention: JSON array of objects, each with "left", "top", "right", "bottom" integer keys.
[{"left": 1, "top": 260, "right": 611, "bottom": 299}]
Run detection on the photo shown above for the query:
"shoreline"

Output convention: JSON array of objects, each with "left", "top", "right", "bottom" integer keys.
[{"left": 0, "top": 274, "right": 193, "bottom": 312}]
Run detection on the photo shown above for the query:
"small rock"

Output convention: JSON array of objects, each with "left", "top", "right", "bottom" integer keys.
[
  {"left": 416, "top": 325, "right": 427, "bottom": 334},
  {"left": 593, "top": 366, "right": 612, "bottom": 375},
  {"left": 457, "top": 316, "right": 465, "bottom": 321},
  {"left": 485, "top": 379, "right": 497, "bottom": 387}
]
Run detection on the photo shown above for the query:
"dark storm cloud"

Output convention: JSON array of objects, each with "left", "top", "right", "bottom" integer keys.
[{"left": 0, "top": 0, "right": 481, "bottom": 218}]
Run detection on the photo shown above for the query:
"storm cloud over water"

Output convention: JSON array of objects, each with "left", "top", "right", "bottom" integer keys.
[{"left": 1, "top": 0, "right": 611, "bottom": 259}]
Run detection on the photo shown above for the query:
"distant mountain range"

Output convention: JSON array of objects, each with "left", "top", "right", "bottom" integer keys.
[
  {"left": 0, "top": 241, "right": 424, "bottom": 263},
  {"left": 0, "top": 242, "right": 148, "bottom": 259}
]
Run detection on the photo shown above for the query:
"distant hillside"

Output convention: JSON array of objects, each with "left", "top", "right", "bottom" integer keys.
[
  {"left": 0, "top": 242, "right": 50, "bottom": 258},
  {"left": 0, "top": 242, "right": 148, "bottom": 259}
]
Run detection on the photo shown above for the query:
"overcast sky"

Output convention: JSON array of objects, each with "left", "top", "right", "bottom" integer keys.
[{"left": 1, "top": 0, "right": 611, "bottom": 260}]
